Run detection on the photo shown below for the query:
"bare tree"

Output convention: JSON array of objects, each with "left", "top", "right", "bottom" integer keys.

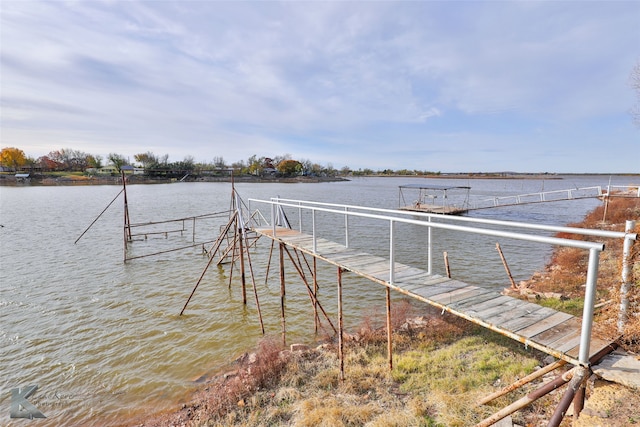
[{"left": 108, "top": 153, "right": 128, "bottom": 173}]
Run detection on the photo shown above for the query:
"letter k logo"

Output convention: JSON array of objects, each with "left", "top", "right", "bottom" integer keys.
[{"left": 10, "top": 385, "right": 46, "bottom": 419}]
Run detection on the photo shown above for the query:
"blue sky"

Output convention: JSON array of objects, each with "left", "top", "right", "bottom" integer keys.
[{"left": 1, "top": 1, "right": 639, "bottom": 173}]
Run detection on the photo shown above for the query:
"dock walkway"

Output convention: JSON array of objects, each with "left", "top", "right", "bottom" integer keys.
[{"left": 254, "top": 227, "right": 613, "bottom": 367}]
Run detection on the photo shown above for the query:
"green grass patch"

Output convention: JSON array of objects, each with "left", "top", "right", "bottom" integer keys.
[{"left": 535, "top": 297, "right": 584, "bottom": 316}]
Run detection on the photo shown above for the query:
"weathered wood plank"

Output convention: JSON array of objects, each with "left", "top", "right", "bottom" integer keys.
[
  {"left": 566, "top": 336, "right": 615, "bottom": 360},
  {"left": 496, "top": 306, "right": 557, "bottom": 332},
  {"left": 410, "top": 283, "right": 470, "bottom": 300},
  {"left": 474, "top": 298, "right": 530, "bottom": 320},
  {"left": 393, "top": 267, "right": 431, "bottom": 281},
  {"left": 516, "top": 311, "right": 573, "bottom": 338},
  {"left": 480, "top": 301, "right": 543, "bottom": 327},
  {"left": 430, "top": 286, "right": 485, "bottom": 305},
  {"left": 465, "top": 295, "right": 514, "bottom": 315},
  {"left": 448, "top": 291, "right": 502, "bottom": 311},
  {"left": 532, "top": 317, "right": 583, "bottom": 346}
]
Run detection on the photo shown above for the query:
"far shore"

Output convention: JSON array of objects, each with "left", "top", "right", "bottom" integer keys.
[{"left": 2, "top": 171, "right": 638, "bottom": 187}]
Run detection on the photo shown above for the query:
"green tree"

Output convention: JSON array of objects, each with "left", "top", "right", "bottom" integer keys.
[
  {"left": 134, "top": 151, "right": 159, "bottom": 169},
  {"left": 0, "top": 147, "right": 27, "bottom": 171},
  {"left": 86, "top": 155, "right": 103, "bottom": 169},
  {"left": 107, "top": 153, "right": 128, "bottom": 173},
  {"left": 277, "top": 159, "right": 302, "bottom": 176}
]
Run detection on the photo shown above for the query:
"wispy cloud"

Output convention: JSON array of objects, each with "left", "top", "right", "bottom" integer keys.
[{"left": 1, "top": 1, "right": 638, "bottom": 172}]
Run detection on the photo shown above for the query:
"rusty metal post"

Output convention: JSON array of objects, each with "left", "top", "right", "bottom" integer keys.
[
  {"left": 338, "top": 267, "right": 344, "bottom": 382},
  {"left": 496, "top": 242, "right": 517, "bottom": 289},
  {"left": 573, "top": 379, "right": 587, "bottom": 421},
  {"left": 386, "top": 287, "right": 393, "bottom": 370},
  {"left": 475, "top": 368, "right": 576, "bottom": 427},
  {"left": 264, "top": 239, "right": 275, "bottom": 285},
  {"left": 238, "top": 233, "right": 247, "bottom": 305},
  {"left": 547, "top": 366, "right": 590, "bottom": 427},
  {"left": 444, "top": 251, "right": 451, "bottom": 278},
  {"left": 314, "top": 257, "right": 319, "bottom": 334},
  {"left": 279, "top": 243, "right": 286, "bottom": 346},
  {"left": 478, "top": 359, "right": 567, "bottom": 405}
]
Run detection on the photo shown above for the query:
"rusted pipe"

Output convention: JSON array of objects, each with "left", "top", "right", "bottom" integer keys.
[
  {"left": 444, "top": 251, "right": 451, "bottom": 278},
  {"left": 282, "top": 246, "right": 337, "bottom": 334},
  {"left": 280, "top": 243, "right": 286, "bottom": 346},
  {"left": 478, "top": 359, "right": 567, "bottom": 405},
  {"left": 475, "top": 368, "right": 576, "bottom": 427},
  {"left": 547, "top": 366, "right": 590, "bottom": 427},
  {"left": 496, "top": 242, "right": 517, "bottom": 289},
  {"left": 338, "top": 267, "right": 345, "bottom": 382},
  {"left": 386, "top": 287, "right": 393, "bottom": 371}
]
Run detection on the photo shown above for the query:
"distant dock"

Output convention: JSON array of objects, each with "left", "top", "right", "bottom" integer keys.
[{"left": 398, "top": 184, "right": 470, "bottom": 215}]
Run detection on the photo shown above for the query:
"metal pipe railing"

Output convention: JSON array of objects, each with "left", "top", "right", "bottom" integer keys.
[{"left": 253, "top": 197, "right": 636, "bottom": 366}]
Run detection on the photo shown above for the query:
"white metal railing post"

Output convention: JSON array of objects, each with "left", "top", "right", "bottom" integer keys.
[
  {"left": 312, "top": 208, "right": 317, "bottom": 253},
  {"left": 389, "top": 220, "right": 395, "bottom": 284},
  {"left": 578, "top": 247, "right": 601, "bottom": 365},
  {"left": 298, "top": 201, "right": 303, "bottom": 232},
  {"left": 427, "top": 217, "right": 433, "bottom": 275},
  {"left": 271, "top": 202, "right": 276, "bottom": 237},
  {"left": 344, "top": 207, "right": 350, "bottom": 248}
]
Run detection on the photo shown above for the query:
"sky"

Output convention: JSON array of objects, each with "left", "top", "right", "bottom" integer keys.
[{"left": 1, "top": 1, "right": 639, "bottom": 173}]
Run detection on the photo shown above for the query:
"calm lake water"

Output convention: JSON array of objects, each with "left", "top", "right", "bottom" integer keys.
[{"left": 0, "top": 175, "right": 635, "bottom": 426}]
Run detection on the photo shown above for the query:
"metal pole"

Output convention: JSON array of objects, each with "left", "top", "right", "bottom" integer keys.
[
  {"left": 427, "top": 217, "right": 432, "bottom": 275},
  {"left": 444, "top": 251, "right": 451, "bottom": 278},
  {"left": 547, "top": 366, "right": 590, "bottom": 427},
  {"left": 280, "top": 243, "right": 286, "bottom": 346},
  {"left": 389, "top": 220, "right": 395, "bottom": 284},
  {"left": 239, "top": 233, "right": 247, "bottom": 305},
  {"left": 314, "top": 257, "right": 319, "bottom": 334},
  {"left": 618, "top": 220, "right": 636, "bottom": 333},
  {"left": 478, "top": 360, "right": 567, "bottom": 405},
  {"left": 344, "top": 207, "right": 349, "bottom": 248},
  {"left": 496, "top": 243, "right": 517, "bottom": 289},
  {"left": 312, "top": 209, "right": 317, "bottom": 253},
  {"left": 475, "top": 368, "right": 575, "bottom": 427},
  {"left": 74, "top": 188, "right": 124, "bottom": 244},
  {"left": 386, "top": 287, "right": 393, "bottom": 370},
  {"left": 338, "top": 267, "right": 344, "bottom": 382},
  {"left": 578, "top": 247, "right": 601, "bottom": 365},
  {"left": 271, "top": 202, "right": 276, "bottom": 237}
]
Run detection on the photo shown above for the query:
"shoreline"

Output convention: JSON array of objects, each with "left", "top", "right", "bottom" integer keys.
[{"left": 2, "top": 172, "right": 639, "bottom": 187}]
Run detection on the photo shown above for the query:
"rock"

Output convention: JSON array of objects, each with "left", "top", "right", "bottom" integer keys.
[
  {"left": 248, "top": 352, "right": 257, "bottom": 365},
  {"left": 492, "top": 415, "right": 514, "bottom": 426},
  {"left": 592, "top": 350, "right": 640, "bottom": 389},
  {"left": 290, "top": 343, "right": 310, "bottom": 352},
  {"left": 223, "top": 370, "right": 238, "bottom": 380}
]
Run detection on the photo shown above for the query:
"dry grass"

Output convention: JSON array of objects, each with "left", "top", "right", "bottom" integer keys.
[{"left": 524, "top": 197, "right": 640, "bottom": 353}]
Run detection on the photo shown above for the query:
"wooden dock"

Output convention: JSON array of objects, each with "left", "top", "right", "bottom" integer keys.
[{"left": 254, "top": 227, "right": 613, "bottom": 366}]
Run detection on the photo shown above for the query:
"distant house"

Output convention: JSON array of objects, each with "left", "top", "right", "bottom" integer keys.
[
  {"left": 98, "top": 166, "right": 119, "bottom": 175},
  {"left": 120, "top": 165, "right": 144, "bottom": 175},
  {"left": 15, "top": 173, "right": 30, "bottom": 182}
]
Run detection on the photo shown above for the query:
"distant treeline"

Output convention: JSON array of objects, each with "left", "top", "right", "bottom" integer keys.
[{"left": 0, "top": 147, "right": 444, "bottom": 178}]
